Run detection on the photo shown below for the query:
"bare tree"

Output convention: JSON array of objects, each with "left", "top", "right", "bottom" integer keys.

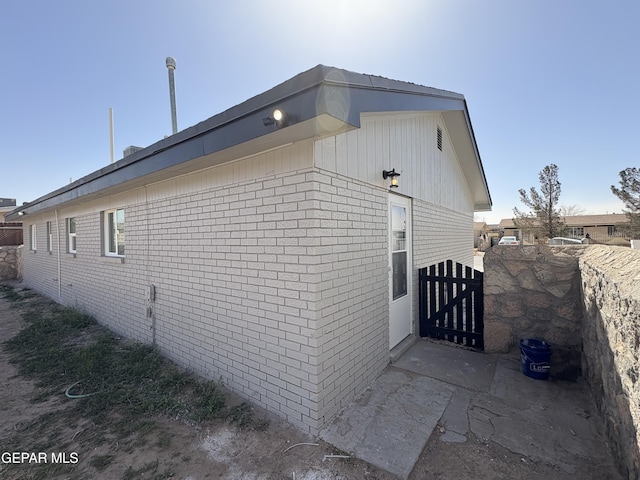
[
  {"left": 560, "top": 205, "right": 586, "bottom": 217},
  {"left": 513, "top": 164, "right": 566, "bottom": 240},
  {"left": 611, "top": 167, "right": 640, "bottom": 237}
]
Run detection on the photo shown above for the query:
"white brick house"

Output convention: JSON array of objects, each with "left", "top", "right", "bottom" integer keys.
[{"left": 8, "top": 65, "right": 491, "bottom": 434}]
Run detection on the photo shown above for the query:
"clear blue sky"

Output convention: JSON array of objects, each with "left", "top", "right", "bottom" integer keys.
[{"left": 2, "top": 0, "right": 638, "bottom": 224}]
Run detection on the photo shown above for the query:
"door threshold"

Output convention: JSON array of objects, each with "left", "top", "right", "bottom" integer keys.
[{"left": 389, "top": 334, "right": 417, "bottom": 364}]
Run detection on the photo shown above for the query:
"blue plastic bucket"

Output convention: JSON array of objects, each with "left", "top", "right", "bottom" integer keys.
[{"left": 520, "top": 338, "right": 551, "bottom": 380}]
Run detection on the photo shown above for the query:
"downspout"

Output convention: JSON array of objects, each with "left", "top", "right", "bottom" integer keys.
[{"left": 55, "top": 209, "right": 61, "bottom": 299}]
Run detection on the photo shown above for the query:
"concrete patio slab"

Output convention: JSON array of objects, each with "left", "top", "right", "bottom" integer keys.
[
  {"left": 319, "top": 339, "right": 620, "bottom": 479},
  {"left": 393, "top": 339, "right": 496, "bottom": 392},
  {"left": 320, "top": 368, "right": 455, "bottom": 479},
  {"left": 439, "top": 386, "right": 474, "bottom": 443},
  {"left": 469, "top": 355, "right": 613, "bottom": 475}
]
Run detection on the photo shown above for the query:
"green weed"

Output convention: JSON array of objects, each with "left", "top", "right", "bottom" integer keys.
[
  {"left": 228, "top": 402, "right": 269, "bottom": 431},
  {"left": 2, "top": 284, "right": 268, "bottom": 456},
  {"left": 0, "top": 284, "right": 21, "bottom": 301}
]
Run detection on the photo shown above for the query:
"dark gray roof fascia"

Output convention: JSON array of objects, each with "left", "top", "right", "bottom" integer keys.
[
  {"left": 7, "top": 65, "right": 484, "bottom": 220},
  {"left": 461, "top": 98, "right": 492, "bottom": 208}
]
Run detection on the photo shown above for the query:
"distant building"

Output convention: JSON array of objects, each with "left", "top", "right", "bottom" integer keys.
[
  {"left": 0, "top": 198, "right": 17, "bottom": 223},
  {"left": 0, "top": 198, "right": 22, "bottom": 246},
  {"left": 499, "top": 214, "right": 630, "bottom": 244}
]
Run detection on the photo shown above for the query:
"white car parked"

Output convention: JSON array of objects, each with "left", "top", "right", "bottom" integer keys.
[{"left": 498, "top": 236, "right": 520, "bottom": 245}]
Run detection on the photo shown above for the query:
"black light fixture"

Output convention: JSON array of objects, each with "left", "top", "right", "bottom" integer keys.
[
  {"left": 262, "top": 109, "right": 286, "bottom": 127},
  {"left": 382, "top": 169, "right": 400, "bottom": 188}
]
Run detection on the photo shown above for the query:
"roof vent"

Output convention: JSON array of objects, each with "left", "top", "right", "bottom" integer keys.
[
  {"left": 123, "top": 146, "right": 144, "bottom": 158},
  {"left": 437, "top": 126, "right": 443, "bottom": 151}
]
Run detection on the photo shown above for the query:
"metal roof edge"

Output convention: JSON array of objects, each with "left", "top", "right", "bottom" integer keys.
[
  {"left": 462, "top": 99, "right": 493, "bottom": 209},
  {"left": 7, "top": 65, "right": 478, "bottom": 220}
]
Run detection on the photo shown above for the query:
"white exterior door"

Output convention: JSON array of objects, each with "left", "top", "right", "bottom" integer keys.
[{"left": 389, "top": 194, "right": 412, "bottom": 349}]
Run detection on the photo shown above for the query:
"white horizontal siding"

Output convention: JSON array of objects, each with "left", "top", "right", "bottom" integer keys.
[
  {"left": 315, "top": 112, "right": 474, "bottom": 215},
  {"left": 412, "top": 199, "right": 474, "bottom": 333}
]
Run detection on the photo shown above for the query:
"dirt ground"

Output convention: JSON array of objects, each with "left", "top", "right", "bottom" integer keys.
[{"left": 0, "top": 283, "right": 622, "bottom": 479}]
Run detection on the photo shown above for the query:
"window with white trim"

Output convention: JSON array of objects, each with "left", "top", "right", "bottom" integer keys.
[
  {"left": 46, "top": 221, "right": 53, "bottom": 252},
  {"left": 104, "top": 209, "right": 125, "bottom": 257},
  {"left": 30, "top": 224, "right": 37, "bottom": 251},
  {"left": 67, "top": 217, "right": 77, "bottom": 253}
]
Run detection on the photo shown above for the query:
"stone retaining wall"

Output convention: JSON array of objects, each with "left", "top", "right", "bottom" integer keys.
[
  {"left": 484, "top": 244, "right": 640, "bottom": 478},
  {"left": 483, "top": 245, "right": 585, "bottom": 380},
  {"left": 0, "top": 245, "right": 22, "bottom": 281},
  {"left": 580, "top": 246, "right": 640, "bottom": 479}
]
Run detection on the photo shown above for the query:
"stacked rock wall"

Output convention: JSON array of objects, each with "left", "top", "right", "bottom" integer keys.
[
  {"left": 579, "top": 246, "right": 640, "bottom": 479},
  {"left": 483, "top": 245, "right": 585, "bottom": 379},
  {"left": 0, "top": 245, "right": 22, "bottom": 281},
  {"left": 484, "top": 244, "right": 640, "bottom": 478}
]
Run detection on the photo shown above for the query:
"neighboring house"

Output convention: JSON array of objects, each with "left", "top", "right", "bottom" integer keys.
[
  {"left": 6, "top": 65, "right": 491, "bottom": 434},
  {"left": 497, "top": 218, "right": 524, "bottom": 241},
  {"left": 0, "top": 198, "right": 22, "bottom": 246},
  {"left": 499, "top": 218, "right": 534, "bottom": 243},
  {"left": 473, "top": 221, "right": 489, "bottom": 248},
  {"left": 0, "top": 198, "right": 17, "bottom": 223},
  {"left": 486, "top": 223, "right": 501, "bottom": 234},
  {"left": 473, "top": 221, "right": 488, "bottom": 238},
  {"left": 500, "top": 213, "right": 630, "bottom": 244}
]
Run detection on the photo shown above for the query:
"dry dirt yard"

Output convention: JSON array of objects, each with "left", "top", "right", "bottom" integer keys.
[{"left": 0, "top": 283, "right": 620, "bottom": 480}]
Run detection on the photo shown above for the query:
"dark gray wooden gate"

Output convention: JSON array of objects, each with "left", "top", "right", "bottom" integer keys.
[{"left": 419, "top": 260, "right": 484, "bottom": 350}]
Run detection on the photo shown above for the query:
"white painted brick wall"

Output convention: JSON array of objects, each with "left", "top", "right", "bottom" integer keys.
[
  {"left": 306, "top": 170, "right": 389, "bottom": 427},
  {"left": 142, "top": 170, "right": 325, "bottom": 432},
  {"left": 23, "top": 221, "right": 59, "bottom": 299},
  {"left": 22, "top": 209, "right": 151, "bottom": 344},
  {"left": 20, "top": 132, "right": 476, "bottom": 437},
  {"left": 22, "top": 164, "right": 390, "bottom": 435}
]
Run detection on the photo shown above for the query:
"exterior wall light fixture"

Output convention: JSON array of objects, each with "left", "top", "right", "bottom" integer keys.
[
  {"left": 382, "top": 169, "right": 400, "bottom": 188},
  {"left": 262, "top": 109, "right": 287, "bottom": 127}
]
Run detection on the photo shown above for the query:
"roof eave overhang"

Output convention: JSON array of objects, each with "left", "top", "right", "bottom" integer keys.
[
  {"left": 441, "top": 108, "right": 492, "bottom": 212},
  {"left": 7, "top": 65, "right": 492, "bottom": 219}
]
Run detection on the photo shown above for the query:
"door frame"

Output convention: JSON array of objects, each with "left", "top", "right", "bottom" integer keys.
[{"left": 388, "top": 193, "right": 413, "bottom": 349}]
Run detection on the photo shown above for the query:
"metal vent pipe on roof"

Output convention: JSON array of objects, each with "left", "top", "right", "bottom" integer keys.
[
  {"left": 109, "top": 107, "right": 115, "bottom": 164},
  {"left": 166, "top": 57, "right": 178, "bottom": 135}
]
